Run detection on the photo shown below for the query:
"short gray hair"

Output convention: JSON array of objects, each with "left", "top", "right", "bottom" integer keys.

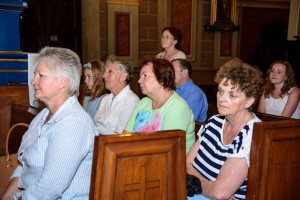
[
  {"left": 35, "top": 46, "right": 82, "bottom": 97},
  {"left": 105, "top": 55, "right": 133, "bottom": 84}
]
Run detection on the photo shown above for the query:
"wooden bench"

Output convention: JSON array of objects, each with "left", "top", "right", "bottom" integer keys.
[
  {"left": 206, "top": 103, "right": 291, "bottom": 122},
  {"left": 90, "top": 130, "right": 186, "bottom": 200},
  {"left": 7, "top": 104, "right": 39, "bottom": 154},
  {"left": 246, "top": 118, "right": 300, "bottom": 199}
]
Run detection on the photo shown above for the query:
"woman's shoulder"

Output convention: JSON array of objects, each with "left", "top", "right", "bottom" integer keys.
[
  {"left": 127, "top": 89, "right": 140, "bottom": 101},
  {"left": 170, "top": 92, "right": 187, "bottom": 103},
  {"left": 167, "top": 92, "right": 191, "bottom": 110},
  {"left": 289, "top": 87, "right": 300, "bottom": 95},
  {"left": 156, "top": 51, "right": 164, "bottom": 58},
  {"left": 174, "top": 50, "right": 186, "bottom": 59}
]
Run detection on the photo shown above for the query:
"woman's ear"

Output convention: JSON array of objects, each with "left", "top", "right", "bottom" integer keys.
[
  {"left": 58, "top": 76, "right": 69, "bottom": 89},
  {"left": 245, "top": 97, "right": 255, "bottom": 109},
  {"left": 120, "top": 73, "right": 128, "bottom": 82}
]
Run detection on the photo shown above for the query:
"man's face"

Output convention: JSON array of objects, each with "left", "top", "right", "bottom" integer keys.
[{"left": 172, "top": 60, "right": 186, "bottom": 88}]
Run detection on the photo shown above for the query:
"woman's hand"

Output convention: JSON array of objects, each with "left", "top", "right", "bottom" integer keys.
[{"left": 1, "top": 177, "right": 21, "bottom": 200}]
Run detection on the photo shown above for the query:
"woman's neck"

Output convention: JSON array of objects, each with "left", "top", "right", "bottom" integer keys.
[
  {"left": 111, "top": 83, "right": 127, "bottom": 97},
  {"left": 223, "top": 111, "right": 253, "bottom": 144},
  {"left": 164, "top": 47, "right": 178, "bottom": 55},
  {"left": 271, "top": 82, "right": 284, "bottom": 98},
  {"left": 46, "top": 93, "right": 69, "bottom": 114},
  {"left": 273, "top": 81, "right": 284, "bottom": 90},
  {"left": 151, "top": 90, "right": 173, "bottom": 110}
]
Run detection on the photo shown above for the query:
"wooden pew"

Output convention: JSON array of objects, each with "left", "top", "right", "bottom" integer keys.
[
  {"left": 90, "top": 130, "right": 186, "bottom": 200},
  {"left": 255, "top": 112, "right": 290, "bottom": 121},
  {"left": 0, "top": 86, "right": 29, "bottom": 155},
  {"left": 7, "top": 104, "right": 39, "bottom": 154},
  {"left": 246, "top": 119, "right": 300, "bottom": 199}
]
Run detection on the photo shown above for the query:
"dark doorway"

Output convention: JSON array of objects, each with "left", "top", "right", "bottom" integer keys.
[
  {"left": 240, "top": 7, "right": 289, "bottom": 76},
  {"left": 20, "top": 0, "right": 82, "bottom": 59}
]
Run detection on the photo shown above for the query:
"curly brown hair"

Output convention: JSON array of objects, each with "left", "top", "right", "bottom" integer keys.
[
  {"left": 215, "top": 58, "right": 264, "bottom": 111},
  {"left": 263, "top": 61, "right": 297, "bottom": 98},
  {"left": 83, "top": 60, "right": 106, "bottom": 101}
]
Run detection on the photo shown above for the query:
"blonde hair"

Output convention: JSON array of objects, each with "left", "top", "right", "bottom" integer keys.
[{"left": 83, "top": 60, "right": 106, "bottom": 101}]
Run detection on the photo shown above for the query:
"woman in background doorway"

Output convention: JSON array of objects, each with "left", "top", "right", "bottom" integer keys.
[{"left": 156, "top": 26, "right": 186, "bottom": 61}]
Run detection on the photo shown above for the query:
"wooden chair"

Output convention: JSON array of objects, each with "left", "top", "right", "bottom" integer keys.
[
  {"left": 90, "top": 130, "right": 186, "bottom": 200},
  {"left": 246, "top": 119, "right": 300, "bottom": 200}
]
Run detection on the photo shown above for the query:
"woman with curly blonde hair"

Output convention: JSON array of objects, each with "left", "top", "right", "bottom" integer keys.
[
  {"left": 82, "top": 60, "right": 107, "bottom": 118},
  {"left": 257, "top": 61, "right": 300, "bottom": 119}
]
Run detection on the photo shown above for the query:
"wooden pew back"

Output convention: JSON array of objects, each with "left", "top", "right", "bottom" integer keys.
[
  {"left": 246, "top": 119, "right": 300, "bottom": 200},
  {"left": 90, "top": 130, "right": 186, "bottom": 200}
]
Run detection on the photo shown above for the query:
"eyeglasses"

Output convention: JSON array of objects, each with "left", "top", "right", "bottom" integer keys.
[{"left": 160, "top": 36, "right": 174, "bottom": 40}]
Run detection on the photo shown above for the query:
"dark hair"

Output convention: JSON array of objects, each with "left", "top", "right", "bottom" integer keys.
[
  {"left": 264, "top": 61, "right": 297, "bottom": 98},
  {"left": 139, "top": 57, "right": 176, "bottom": 90},
  {"left": 172, "top": 58, "right": 192, "bottom": 78},
  {"left": 215, "top": 58, "right": 264, "bottom": 111},
  {"left": 162, "top": 27, "right": 183, "bottom": 49}
]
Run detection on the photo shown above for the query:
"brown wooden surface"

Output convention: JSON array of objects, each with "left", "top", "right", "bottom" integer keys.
[
  {"left": 0, "top": 86, "right": 29, "bottom": 155},
  {"left": 8, "top": 104, "right": 39, "bottom": 154},
  {"left": 206, "top": 103, "right": 292, "bottom": 122},
  {"left": 10, "top": 104, "right": 39, "bottom": 125},
  {"left": 255, "top": 112, "right": 290, "bottom": 121},
  {"left": 246, "top": 119, "right": 300, "bottom": 200},
  {"left": 0, "top": 104, "right": 38, "bottom": 156},
  {"left": 90, "top": 130, "right": 186, "bottom": 200}
]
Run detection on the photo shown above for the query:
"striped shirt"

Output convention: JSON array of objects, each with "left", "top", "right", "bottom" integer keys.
[
  {"left": 192, "top": 114, "right": 261, "bottom": 200},
  {"left": 12, "top": 96, "right": 98, "bottom": 200}
]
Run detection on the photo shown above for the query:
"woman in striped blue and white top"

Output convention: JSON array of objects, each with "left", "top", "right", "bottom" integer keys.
[{"left": 187, "top": 58, "right": 264, "bottom": 200}]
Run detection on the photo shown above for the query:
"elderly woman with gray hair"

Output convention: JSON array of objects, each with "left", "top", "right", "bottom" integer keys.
[
  {"left": 94, "top": 55, "right": 140, "bottom": 135},
  {"left": 1, "top": 47, "right": 98, "bottom": 200}
]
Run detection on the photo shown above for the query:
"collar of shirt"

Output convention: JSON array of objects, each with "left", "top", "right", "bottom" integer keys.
[
  {"left": 42, "top": 96, "right": 77, "bottom": 124},
  {"left": 176, "top": 79, "right": 193, "bottom": 94},
  {"left": 109, "top": 84, "right": 131, "bottom": 105}
]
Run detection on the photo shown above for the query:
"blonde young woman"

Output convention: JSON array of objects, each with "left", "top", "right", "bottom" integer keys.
[
  {"left": 257, "top": 61, "right": 300, "bottom": 119},
  {"left": 82, "top": 60, "right": 107, "bottom": 118}
]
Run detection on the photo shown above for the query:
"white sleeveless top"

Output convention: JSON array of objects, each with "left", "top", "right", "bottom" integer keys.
[{"left": 265, "top": 87, "right": 300, "bottom": 119}]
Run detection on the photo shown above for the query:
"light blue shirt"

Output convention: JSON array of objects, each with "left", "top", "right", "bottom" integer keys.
[
  {"left": 176, "top": 80, "right": 208, "bottom": 122},
  {"left": 12, "top": 96, "right": 98, "bottom": 200},
  {"left": 83, "top": 95, "right": 102, "bottom": 118}
]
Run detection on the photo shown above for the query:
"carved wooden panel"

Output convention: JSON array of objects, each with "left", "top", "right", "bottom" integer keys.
[
  {"left": 247, "top": 119, "right": 300, "bottom": 200},
  {"left": 90, "top": 130, "right": 186, "bottom": 200}
]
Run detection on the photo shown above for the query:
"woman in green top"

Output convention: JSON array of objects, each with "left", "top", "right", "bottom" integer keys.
[{"left": 123, "top": 57, "right": 195, "bottom": 153}]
